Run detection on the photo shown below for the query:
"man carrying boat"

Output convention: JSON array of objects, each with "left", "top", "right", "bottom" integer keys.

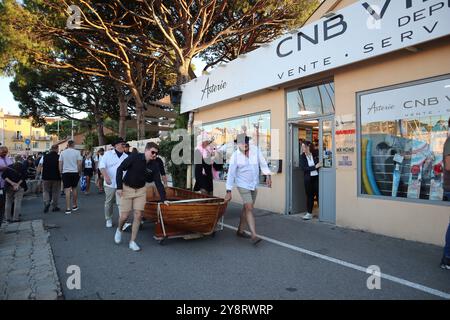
[{"left": 114, "top": 142, "right": 168, "bottom": 252}]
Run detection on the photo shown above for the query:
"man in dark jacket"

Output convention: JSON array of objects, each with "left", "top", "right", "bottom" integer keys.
[
  {"left": 2, "top": 155, "right": 28, "bottom": 222},
  {"left": 114, "top": 142, "right": 167, "bottom": 251},
  {"left": 38, "top": 145, "right": 61, "bottom": 212}
]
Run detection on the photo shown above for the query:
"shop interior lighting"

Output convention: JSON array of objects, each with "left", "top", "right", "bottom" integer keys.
[{"left": 298, "top": 110, "right": 316, "bottom": 115}]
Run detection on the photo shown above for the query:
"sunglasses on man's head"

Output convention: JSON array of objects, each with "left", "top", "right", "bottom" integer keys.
[{"left": 151, "top": 151, "right": 158, "bottom": 155}]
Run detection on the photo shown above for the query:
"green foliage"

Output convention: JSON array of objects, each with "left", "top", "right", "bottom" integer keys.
[
  {"left": 84, "top": 132, "right": 121, "bottom": 149},
  {"left": 159, "top": 134, "right": 194, "bottom": 189},
  {"left": 83, "top": 131, "right": 98, "bottom": 151},
  {"left": 198, "top": 0, "right": 320, "bottom": 65},
  {"left": 45, "top": 120, "right": 81, "bottom": 140}
]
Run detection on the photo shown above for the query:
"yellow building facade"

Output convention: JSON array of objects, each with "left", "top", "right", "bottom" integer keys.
[{"left": 0, "top": 109, "right": 59, "bottom": 155}]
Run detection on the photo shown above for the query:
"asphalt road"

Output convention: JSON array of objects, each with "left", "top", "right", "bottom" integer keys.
[{"left": 19, "top": 186, "right": 450, "bottom": 300}]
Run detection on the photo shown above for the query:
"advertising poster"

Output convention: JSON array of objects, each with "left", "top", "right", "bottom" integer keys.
[{"left": 336, "top": 114, "right": 356, "bottom": 169}]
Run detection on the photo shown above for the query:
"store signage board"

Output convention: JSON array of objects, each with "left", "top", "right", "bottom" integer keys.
[
  {"left": 360, "top": 77, "right": 450, "bottom": 123},
  {"left": 181, "top": 0, "right": 450, "bottom": 113}
]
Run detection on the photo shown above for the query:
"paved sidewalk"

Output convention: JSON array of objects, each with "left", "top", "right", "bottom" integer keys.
[{"left": 0, "top": 220, "right": 63, "bottom": 300}]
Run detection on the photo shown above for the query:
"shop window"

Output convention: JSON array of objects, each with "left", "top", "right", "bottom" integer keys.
[
  {"left": 195, "top": 112, "right": 271, "bottom": 184},
  {"left": 358, "top": 75, "right": 450, "bottom": 203},
  {"left": 286, "top": 81, "right": 335, "bottom": 119}
]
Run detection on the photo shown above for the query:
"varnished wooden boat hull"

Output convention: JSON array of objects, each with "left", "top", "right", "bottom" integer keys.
[{"left": 144, "top": 187, "right": 227, "bottom": 239}]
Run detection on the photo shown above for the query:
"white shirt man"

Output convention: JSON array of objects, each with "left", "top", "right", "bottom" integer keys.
[
  {"left": 226, "top": 144, "right": 272, "bottom": 192},
  {"left": 98, "top": 139, "right": 128, "bottom": 228},
  {"left": 224, "top": 134, "right": 271, "bottom": 245}
]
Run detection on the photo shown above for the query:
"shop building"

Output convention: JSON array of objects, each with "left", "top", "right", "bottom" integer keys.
[{"left": 180, "top": 0, "right": 450, "bottom": 246}]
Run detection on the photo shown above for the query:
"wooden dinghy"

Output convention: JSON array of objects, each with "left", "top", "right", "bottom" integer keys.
[{"left": 144, "top": 187, "right": 228, "bottom": 243}]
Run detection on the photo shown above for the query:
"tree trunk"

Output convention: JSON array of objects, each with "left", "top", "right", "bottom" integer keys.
[
  {"left": 130, "top": 86, "right": 145, "bottom": 140},
  {"left": 94, "top": 112, "right": 106, "bottom": 146},
  {"left": 136, "top": 100, "right": 145, "bottom": 140},
  {"left": 116, "top": 89, "right": 127, "bottom": 139},
  {"left": 177, "top": 60, "right": 193, "bottom": 189},
  {"left": 177, "top": 61, "right": 191, "bottom": 86}
]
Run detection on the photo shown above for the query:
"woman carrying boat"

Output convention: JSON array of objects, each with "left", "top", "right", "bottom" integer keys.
[{"left": 194, "top": 133, "right": 223, "bottom": 195}]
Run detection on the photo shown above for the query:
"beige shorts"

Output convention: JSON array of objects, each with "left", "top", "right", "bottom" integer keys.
[
  {"left": 237, "top": 187, "right": 258, "bottom": 205},
  {"left": 120, "top": 185, "right": 146, "bottom": 212}
]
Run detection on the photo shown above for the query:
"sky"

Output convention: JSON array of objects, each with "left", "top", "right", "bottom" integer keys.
[
  {"left": 0, "top": 76, "right": 20, "bottom": 115},
  {"left": 0, "top": 57, "right": 207, "bottom": 117}
]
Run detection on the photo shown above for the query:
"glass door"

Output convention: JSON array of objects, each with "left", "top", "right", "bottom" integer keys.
[
  {"left": 319, "top": 117, "right": 336, "bottom": 223},
  {"left": 288, "top": 123, "right": 307, "bottom": 214}
]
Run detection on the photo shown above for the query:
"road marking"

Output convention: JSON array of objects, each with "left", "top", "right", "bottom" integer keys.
[{"left": 223, "top": 223, "right": 450, "bottom": 300}]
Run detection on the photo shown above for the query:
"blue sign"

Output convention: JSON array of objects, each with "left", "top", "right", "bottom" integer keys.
[{"left": 24, "top": 138, "right": 30, "bottom": 145}]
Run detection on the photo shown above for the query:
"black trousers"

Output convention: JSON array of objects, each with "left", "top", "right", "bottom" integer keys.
[{"left": 304, "top": 175, "right": 319, "bottom": 214}]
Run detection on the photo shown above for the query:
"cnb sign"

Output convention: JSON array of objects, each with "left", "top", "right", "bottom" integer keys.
[{"left": 181, "top": 0, "right": 450, "bottom": 113}]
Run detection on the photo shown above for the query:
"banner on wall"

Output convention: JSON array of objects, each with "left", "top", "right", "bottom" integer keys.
[
  {"left": 336, "top": 114, "right": 356, "bottom": 169},
  {"left": 360, "top": 78, "right": 450, "bottom": 124},
  {"left": 181, "top": 0, "right": 450, "bottom": 113}
]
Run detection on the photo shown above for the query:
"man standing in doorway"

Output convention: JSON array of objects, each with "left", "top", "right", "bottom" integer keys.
[
  {"left": 59, "top": 140, "right": 82, "bottom": 214},
  {"left": 441, "top": 117, "right": 450, "bottom": 270},
  {"left": 0, "top": 147, "right": 13, "bottom": 226},
  {"left": 38, "top": 145, "right": 61, "bottom": 212},
  {"left": 114, "top": 142, "right": 167, "bottom": 251},
  {"left": 98, "top": 138, "right": 128, "bottom": 228},
  {"left": 224, "top": 134, "right": 272, "bottom": 245}
]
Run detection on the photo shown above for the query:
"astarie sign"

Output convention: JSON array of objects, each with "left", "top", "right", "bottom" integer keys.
[
  {"left": 181, "top": 0, "right": 450, "bottom": 113},
  {"left": 360, "top": 77, "right": 450, "bottom": 123}
]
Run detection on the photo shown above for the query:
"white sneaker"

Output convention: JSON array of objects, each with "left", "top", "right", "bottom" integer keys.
[
  {"left": 114, "top": 228, "right": 122, "bottom": 244},
  {"left": 122, "top": 222, "right": 132, "bottom": 231},
  {"left": 129, "top": 241, "right": 140, "bottom": 251},
  {"left": 303, "top": 213, "right": 313, "bottom": 220},
  {"left": 106, "top": 219, "right": 113, "bottom": 228}
]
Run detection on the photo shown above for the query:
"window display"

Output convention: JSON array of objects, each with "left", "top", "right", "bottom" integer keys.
[
  {"left": 195, "top": 112, "right": 271, "bottom": 184},
  {"left": 359, "top": 76, "right": 450, "bottom": 202}
]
